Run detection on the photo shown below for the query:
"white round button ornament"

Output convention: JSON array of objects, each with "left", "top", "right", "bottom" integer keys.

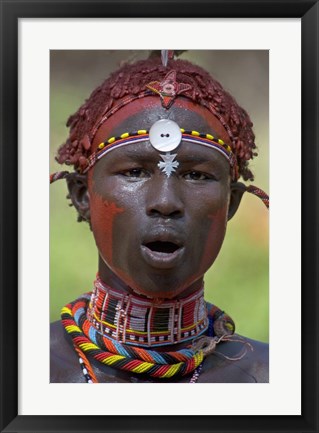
[{"left": 149, "top": 119, "right": 182, "bottom": 152}]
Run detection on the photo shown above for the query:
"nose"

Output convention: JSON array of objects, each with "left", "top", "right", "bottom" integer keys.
[{"left": 146, "top": 176, "right": 184, "bottom": 219}]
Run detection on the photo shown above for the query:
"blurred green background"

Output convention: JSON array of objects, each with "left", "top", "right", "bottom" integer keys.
[{"left": 50, "top": 50, "right": 269, "bottom": 342}]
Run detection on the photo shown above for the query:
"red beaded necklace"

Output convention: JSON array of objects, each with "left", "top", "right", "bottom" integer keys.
[{"left": 87, "top": 277, "right": 209, "bottom": 348}]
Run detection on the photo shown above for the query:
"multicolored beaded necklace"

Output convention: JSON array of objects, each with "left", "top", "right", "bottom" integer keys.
[{"left": 61, "top": 278, "right": 236, "bottom": 383}]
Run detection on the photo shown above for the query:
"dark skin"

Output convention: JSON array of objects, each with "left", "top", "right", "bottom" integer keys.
[{"left": 50, "top": 104, "right": 268, "bottom": 383}]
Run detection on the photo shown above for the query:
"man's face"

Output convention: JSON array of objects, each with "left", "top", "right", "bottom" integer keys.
[{"left": 88, "top": 105, "right": 232, "bottom": 299}]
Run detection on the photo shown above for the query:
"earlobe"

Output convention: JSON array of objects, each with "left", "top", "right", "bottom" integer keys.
[
  {"left": 66, "top": 173, "right": 91, "bottom": 223},
  {"left": 228, "top": 182, "right": 246, "bottom": 221}
]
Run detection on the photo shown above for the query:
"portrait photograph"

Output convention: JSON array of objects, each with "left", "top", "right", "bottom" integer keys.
[
  {"left": 49, "top": 49, "right": 269, "bottom": 384},
  {"left": 12, "top": 16, "right": 308, "bottom": 425}
]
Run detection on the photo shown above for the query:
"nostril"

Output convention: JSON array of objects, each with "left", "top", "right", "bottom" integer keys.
[{"left": 148, "top": 208, "right": 182, "bottom": 219}]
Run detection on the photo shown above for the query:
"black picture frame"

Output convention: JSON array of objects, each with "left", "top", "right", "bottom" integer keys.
[{"left": 1, "top": 1, "right": 318, "bottom": 432}]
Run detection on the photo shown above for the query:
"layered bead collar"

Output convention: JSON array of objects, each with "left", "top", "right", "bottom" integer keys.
[{"left": 86, "top": 276, "right": 209, "bottom": 348}]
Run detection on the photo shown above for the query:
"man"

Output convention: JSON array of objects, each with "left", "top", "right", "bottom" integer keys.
[{"left": 50, "top": 53, "right": 268, "bottom": 383}]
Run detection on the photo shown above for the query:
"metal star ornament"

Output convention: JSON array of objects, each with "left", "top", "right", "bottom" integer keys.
[
  {"left": 146, "top": 70, "right": 192, "bottom": 109},
  {"left": 157, "top": 153, "right": 180, "bottom": 177}
]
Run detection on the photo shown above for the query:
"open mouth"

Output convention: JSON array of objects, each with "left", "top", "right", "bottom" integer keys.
[
  {"left": 144, "top": 241, "right": 180, "bottom": 254},
  {"left": 141, "top": 239, "right": 185, "bottom": 269}
]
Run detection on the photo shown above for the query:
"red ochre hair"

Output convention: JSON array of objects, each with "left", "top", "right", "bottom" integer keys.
[{"left": 56, "top": 57, "right": 257, "bottom": 181}]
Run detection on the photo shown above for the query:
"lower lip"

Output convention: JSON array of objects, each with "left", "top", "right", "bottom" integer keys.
[{"left": 140, "top": 245, "right": 185, "bottom": 269}]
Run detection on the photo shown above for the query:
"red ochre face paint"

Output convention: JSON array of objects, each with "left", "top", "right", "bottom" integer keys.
[
  {"left": 167, "top": 205, "right": 229, "bottom": 299},
  {"left": 88, "top": 105, "right": 233, "bottom": 300},
  {"left": 89, "top": 184, "right": 124, "bottom": 270},
  {"left": 88, "top": 169, "right": 148, "bottom": 294}
]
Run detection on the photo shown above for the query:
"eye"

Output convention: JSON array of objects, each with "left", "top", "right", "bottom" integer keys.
[
  {"left": 183, "top": 171, "right": 214, "bottom": 181},
  {"left": 121, "top": 168, "right": 150, "bottom": 179}
]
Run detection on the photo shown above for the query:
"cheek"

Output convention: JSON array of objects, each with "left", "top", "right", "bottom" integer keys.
[
  {"left": 176, "top": 194, "right": 229, "bottom": 293},
  {"left": 89, "top": 190, "right": 124, "bottom": 267},
  {"left": 199, "top": 204, "right": 228, "bottom": 273},
  {"left": 90, "top": 192, "right": 144, "bottom": 291}
]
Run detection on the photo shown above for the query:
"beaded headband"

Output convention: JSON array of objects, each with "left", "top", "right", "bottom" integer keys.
[
  {"left": 50, "top": 118, "right": 268, "bottom": 208},
  {"left": 83, "top": 119, "right": 237, "bottom": 177}
]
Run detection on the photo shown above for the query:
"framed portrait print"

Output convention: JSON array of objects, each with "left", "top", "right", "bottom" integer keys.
[{"left": 0, "top": 1, "right": 318, "bottom": 432}]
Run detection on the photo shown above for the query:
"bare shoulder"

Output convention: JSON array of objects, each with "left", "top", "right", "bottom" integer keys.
[
  {"left": 198, "top": 335, "right": 269, "bottom": 383},
  {"left": 50, "top": 320, "right": 85, "bottom": 383}
]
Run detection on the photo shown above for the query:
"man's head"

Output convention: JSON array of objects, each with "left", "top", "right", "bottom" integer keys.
[
  {"left": 56, "top": 57, "right": 257, "bottom": 181},
  {"left": 56, "top": 56, "right": 256, "bottom": 298}
]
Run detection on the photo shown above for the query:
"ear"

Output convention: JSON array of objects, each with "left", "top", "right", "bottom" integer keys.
[
  {"left": 66, "top": 173, "right": 90, "bottom": 223},
  {"left": 228, "top": 182, "right": 246, "bottom": 221}
]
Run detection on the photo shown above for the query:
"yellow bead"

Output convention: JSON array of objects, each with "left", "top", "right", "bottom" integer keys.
[
  {"left": 98, "top": 143, "right": 105, "bottom": 149},
  {"left": 137, "top": 129, "right": 147, "bottom": 135},
  {"left": 225, "top": 322, "right": 234, "bottom": 331},
  {"left": 206, "top": 134, "right": 214, "bottom": 140},
  {"left": 218, "top": 139, "right": 225, "bottom": 145},
  {"left": 180, "top": 128, "right": 185, "bottom": 133},
  {"left": 191, "top": 130, "right": 200, "bottom": 136},
  {"left": 120, "top": 132, "right": 129, "bottom": 139},
  {"left": 108, "top": 137, "right": 116, "bottom": 144}
]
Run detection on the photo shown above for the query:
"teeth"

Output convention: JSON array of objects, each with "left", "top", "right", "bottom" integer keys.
[{"left": 146, "top": 241, "right": 179, "bottom": 254}]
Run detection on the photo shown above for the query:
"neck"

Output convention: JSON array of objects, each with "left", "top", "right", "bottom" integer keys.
[
  {"left": 87, "top": 275, "right": 209, "bottom": 348},
  {"left": 98, "top": 256, "right": 205, "bottom": 299}
]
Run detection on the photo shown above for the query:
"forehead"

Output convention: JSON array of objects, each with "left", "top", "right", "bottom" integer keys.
[
  {"left": 92, "top": 98, "right": 231, "bottom": 150},
  {"left": 90, "top": 100, "right": 232, "bottom": 176},
  {"left": 107, "top": 108, "right": 212, "bottom": 136}
]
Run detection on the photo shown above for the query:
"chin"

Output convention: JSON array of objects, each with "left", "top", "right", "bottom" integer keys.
[{"left": 128, "top": 272, "right": 204, "bottom": 300}]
